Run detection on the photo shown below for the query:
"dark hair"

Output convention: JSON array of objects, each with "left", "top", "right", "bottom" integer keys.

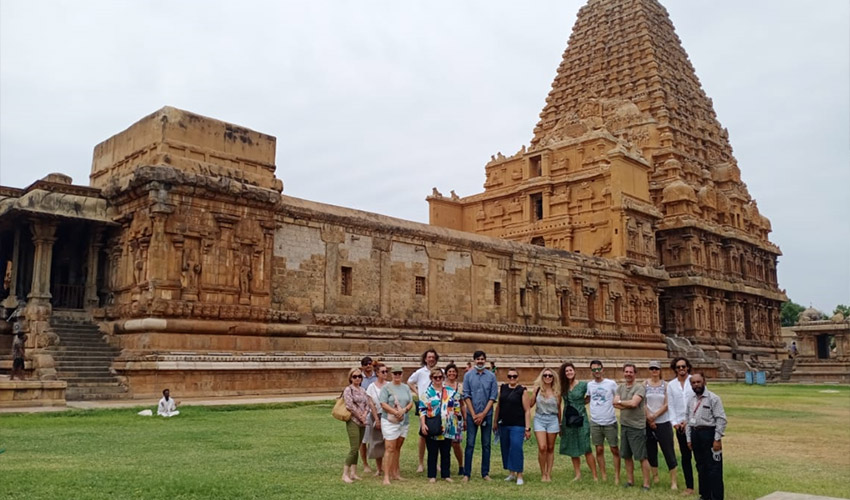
[
  {"left": 421, "top": 349, "right": 440, "bottom": 366},
  {"left": 473, "top": 350, "right": 487, "bottom": 360},
  {"left": 360, "top": 356, "right": 373, "bottom": 367},
  {"left": 445, "top": 362, "right": 458, "bottom": 375},
  {"left": 670, "top": 356, "right": 691, "bottom": 372},
  {"left": 589, "top": 359, "right": 603, "bottom": 368},
  {"left": 558, "top": 362, "right": 576, "bottom": 398},
  {"left": 623, "top": 363, "right": 636, "bottom": 372},
  {"left": 162, "top": 388, "right": 169, "bottom": 395}
]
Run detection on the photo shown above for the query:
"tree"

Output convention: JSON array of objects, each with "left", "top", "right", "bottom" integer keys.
[
  {"left": 780, "top": 300, "right": 805, "bottom": 327},
  {"left": 834, "top": 304, "right": 850, "bottom": 318}
]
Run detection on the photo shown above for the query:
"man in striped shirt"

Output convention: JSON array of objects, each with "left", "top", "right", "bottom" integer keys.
[{"left": 686, "top": 373, "right": 727, "bottom": 500}]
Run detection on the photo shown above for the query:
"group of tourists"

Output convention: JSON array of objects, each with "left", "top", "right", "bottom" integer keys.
[{"left": 337, "top": 350, "right": 727, "bottom": 499}]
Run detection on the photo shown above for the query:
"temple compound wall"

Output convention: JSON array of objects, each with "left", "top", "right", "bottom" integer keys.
[{"left": 1, "top": 107, "right": 672, "bottom": 399}]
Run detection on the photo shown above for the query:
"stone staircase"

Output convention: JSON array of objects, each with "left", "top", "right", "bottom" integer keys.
[
  {"left": 47, "top": 312, "right": 128, "bottom": 401},
  {"left": 779, "top": 358, "right": 795, "bottom": 382}
]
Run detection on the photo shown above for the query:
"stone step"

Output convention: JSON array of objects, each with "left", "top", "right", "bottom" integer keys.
[
  {"left": 47, "top": 346, "right": 120, "bottom": 354},
  {"left": 56, "top": 370, "right": 115, "bottom": 378},
  {"left": 55, "top": 341, "right": 117, "bottom": 349},
  {"left": 55, "top": 359, "right": 117, "bottom": 367},
  {"left": 63, "top": 376, "right": 123, "bottom": 384}
]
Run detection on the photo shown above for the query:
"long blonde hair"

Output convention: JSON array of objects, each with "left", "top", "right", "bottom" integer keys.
[{"left": 532, "top": 367, "right": 561, "bottom": 397}]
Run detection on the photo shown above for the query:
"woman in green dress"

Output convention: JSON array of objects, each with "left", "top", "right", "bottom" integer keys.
[{"left": 558, "top": 361, "right": 598, "bottom": 481}]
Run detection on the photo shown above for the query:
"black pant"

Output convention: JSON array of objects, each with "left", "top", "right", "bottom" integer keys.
[
  {"left": 426, "top": 438, "right": 452, "bottom": 479},
  {"left": 676, "top": 425, "right": 695, "bottom": 489},
  {"left": 691, "top": 427, "right": 723, "bottom": 500},
  {"left": 647, "top": 421, "right": 678, "bottom": 470}
]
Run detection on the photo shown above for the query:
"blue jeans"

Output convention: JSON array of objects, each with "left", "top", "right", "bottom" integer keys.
[
  {"left": 464, "top": 413, "right": 493, "bottom": 478},
  {"left": 499, "top": 425, "right": 525, "bottom": 472}
]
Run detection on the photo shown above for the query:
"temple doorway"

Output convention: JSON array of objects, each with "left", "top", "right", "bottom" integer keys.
[{"left": 50, "top": 223, "right": 92, "bottom": 310}]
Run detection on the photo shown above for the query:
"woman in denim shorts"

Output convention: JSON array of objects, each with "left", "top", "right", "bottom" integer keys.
[{"left": 529, "top": 367, "right": 561, "bottom": 482}]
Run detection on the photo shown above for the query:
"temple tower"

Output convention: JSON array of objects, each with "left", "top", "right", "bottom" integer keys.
[{"left": 428, "top": 0, "right": 785, "bottom": 358}]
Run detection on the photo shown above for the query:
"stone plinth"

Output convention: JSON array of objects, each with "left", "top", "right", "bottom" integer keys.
[{"left": 0, "top": 379, "right": 67, "bottom": 408}]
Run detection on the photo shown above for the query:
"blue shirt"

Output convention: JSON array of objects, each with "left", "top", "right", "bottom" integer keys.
[{"left": 462, "top": 368, "right": 498, "bottom": 415}]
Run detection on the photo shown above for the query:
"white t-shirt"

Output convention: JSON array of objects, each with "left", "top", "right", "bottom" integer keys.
[
  {"left": 408, "top": 365, "right": 438, "bottom": 398},
  {"left": 366, "top": 382, "right": 385, "bottom": 416},
  {"left": 586, "top": 378, "right": 618, "bottom": 425}
]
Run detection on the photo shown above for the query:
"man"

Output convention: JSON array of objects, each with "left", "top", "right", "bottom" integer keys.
[
  {"left": 358, "top": 356, "right": 377, "bottom": 473},
  {"left": 669, "top": 356, "right": 695, "bottom": 495},
  {"left": 462, "top": 350, "right": 498, "bottom": 482},
  {"left": 687, "top": 372, "right": 727, "bottom": 500},
  {"left": 408, "top": 348, "right": 440, "bottom": 473},
  {"left": 614, "top": 363, "right": 650, "bottom": 490},
  {"left": 157, "top": 389, "right": 180, "bottom": 417},
  {"left": 10, "top": 332, "right": 27, "bottom": 380},
  {"left": 360, "top": 356, "right": 377, "bottom": 389},
  {"left": 586, "top": 360, "right": 621, "bottom": 484}
]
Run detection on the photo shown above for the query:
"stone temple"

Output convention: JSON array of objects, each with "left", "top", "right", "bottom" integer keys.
[{"left": 0, "top": 0, "right": 786, "bottom": 405}]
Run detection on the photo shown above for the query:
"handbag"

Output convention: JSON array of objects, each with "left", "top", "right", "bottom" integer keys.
[
  {"left": 332, "top": 390, "right": 352, "bottom": 422},
  {"left": 564, "top": 403, "right": 583, "bottom": 428}
]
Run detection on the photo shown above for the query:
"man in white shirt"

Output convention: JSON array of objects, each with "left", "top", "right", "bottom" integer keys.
[
  {"left": 668, "top": 357, "right": 695, "bottom": 495},
  {"left": 408, "top": 348, "right": 440, "bottom": 473},
  {"left": 585, "top": 360, "right": 621, "bottom": 485},
  {"left": 157, "top": 388, "right": 180, "bottom": 417}
]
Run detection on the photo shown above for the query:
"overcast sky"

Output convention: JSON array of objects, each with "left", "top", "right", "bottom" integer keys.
[{"left": 1, "top": 0, "right": 848, "bottom": 313}]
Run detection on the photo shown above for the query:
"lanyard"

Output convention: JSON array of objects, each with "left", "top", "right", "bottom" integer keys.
[{"left": 692, "top": 395, "right": 705, "bottom": 418}]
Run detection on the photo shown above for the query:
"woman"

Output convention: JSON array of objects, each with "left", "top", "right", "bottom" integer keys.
[
  {"left": 419, "top": 368, "right": 462, "bottom": 482},
  {"left": 645, "top": 361, "right": 679, "bottom": 490},
  {"left": 379, "top": 365, "right": 414, "bottom": 485},
  {"left": 341, "top": 367, "right": 378, "bottom": 483},
  {"left": 558, "top": 361, "right": 598, "bottom": 481},
  {"left": 493, "top": 368, "right": 530, "bottom": 485},
  {"left": 365, "top": 362, "right": 388, "bottom": 477},
  {"left": 529, "top": 367, "right": 560, "bottom": 482},
  {"left": 444, "top": 362, "right": 466, "bottom": 476}
]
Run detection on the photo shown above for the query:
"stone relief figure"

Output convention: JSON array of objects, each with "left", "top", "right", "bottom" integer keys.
[
  {"left": 181, "top": 247, "right": 201, "bottom": 291},
  {"left": 130, "top": 240, "right": 146, "bottom": 285},
  {"left": 239, "top": 247, "right": 253, "bottom": 295}
]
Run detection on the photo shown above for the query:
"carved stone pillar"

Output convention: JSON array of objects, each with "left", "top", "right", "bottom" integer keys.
[
  {"left": 28, "top": 221, "right": 58, "bottom": 302},
  {"left": 85, "top": 227, "right": 104, "bottom": 308}
]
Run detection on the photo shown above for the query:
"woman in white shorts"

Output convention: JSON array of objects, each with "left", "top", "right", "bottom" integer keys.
[
  {"left": 528, "top": 367, "right": 561, "bottom": 482},
  {"left": 379, "top": 365, "right": 413, "bottom": 485}
]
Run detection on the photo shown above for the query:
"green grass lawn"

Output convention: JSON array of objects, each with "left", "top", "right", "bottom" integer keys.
[{"left": 1, "top": 384, "right": 848, "bottom": 500}]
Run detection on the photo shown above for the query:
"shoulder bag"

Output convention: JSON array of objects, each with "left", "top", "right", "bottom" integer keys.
[{"left": 332, "top": 389, "right": 352, "bottom": 422}]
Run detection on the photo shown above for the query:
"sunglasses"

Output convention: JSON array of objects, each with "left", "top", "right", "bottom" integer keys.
[
  {"left": 591, "top": 368, "right": 602, "bottom": 372},
  {"left": 379, "top": 370, "right": 388, "bottom": 374},
  {"left": 543, "top": 373, "right": 554, "bottom": 378},
  {"left": 351, "top": 375, "right": 362, "bottom": 379},
  {"left": 506, "top": 374, "right": 518, "bottom": 379},
  {"left": 676, "top": 365, "right": 688, "bottom": 369},
  {"left": 432, "top": 376, "right": 444, "bottom": 380},
  {"left": 649, "top": 367, "right": 660, "bottom": 371}
]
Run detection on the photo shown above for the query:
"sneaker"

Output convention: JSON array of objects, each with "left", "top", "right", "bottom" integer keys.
[
  {"left": 516, "top": 478, "right": 524, "bottom": 486},
  {"left": 505, "top": 474, "right": 516, "bottom": 482}
]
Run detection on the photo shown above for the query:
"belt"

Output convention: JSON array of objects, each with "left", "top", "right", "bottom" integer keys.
[{"left": 693, "top": 426, "right": 716, "bottom": 430}]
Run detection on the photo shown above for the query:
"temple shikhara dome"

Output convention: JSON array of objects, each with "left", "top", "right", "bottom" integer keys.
[{"left": 1, "top": 0, "right": 786, "bottom": 404}]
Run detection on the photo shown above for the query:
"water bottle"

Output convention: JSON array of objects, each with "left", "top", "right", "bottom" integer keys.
[{"left": 712, "top": 449, "right": 722, "bottom": 462}]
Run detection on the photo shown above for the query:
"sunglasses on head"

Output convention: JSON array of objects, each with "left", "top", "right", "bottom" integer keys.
[{"left": 506, "top": 374, "right": 518, "bottom": 379}]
